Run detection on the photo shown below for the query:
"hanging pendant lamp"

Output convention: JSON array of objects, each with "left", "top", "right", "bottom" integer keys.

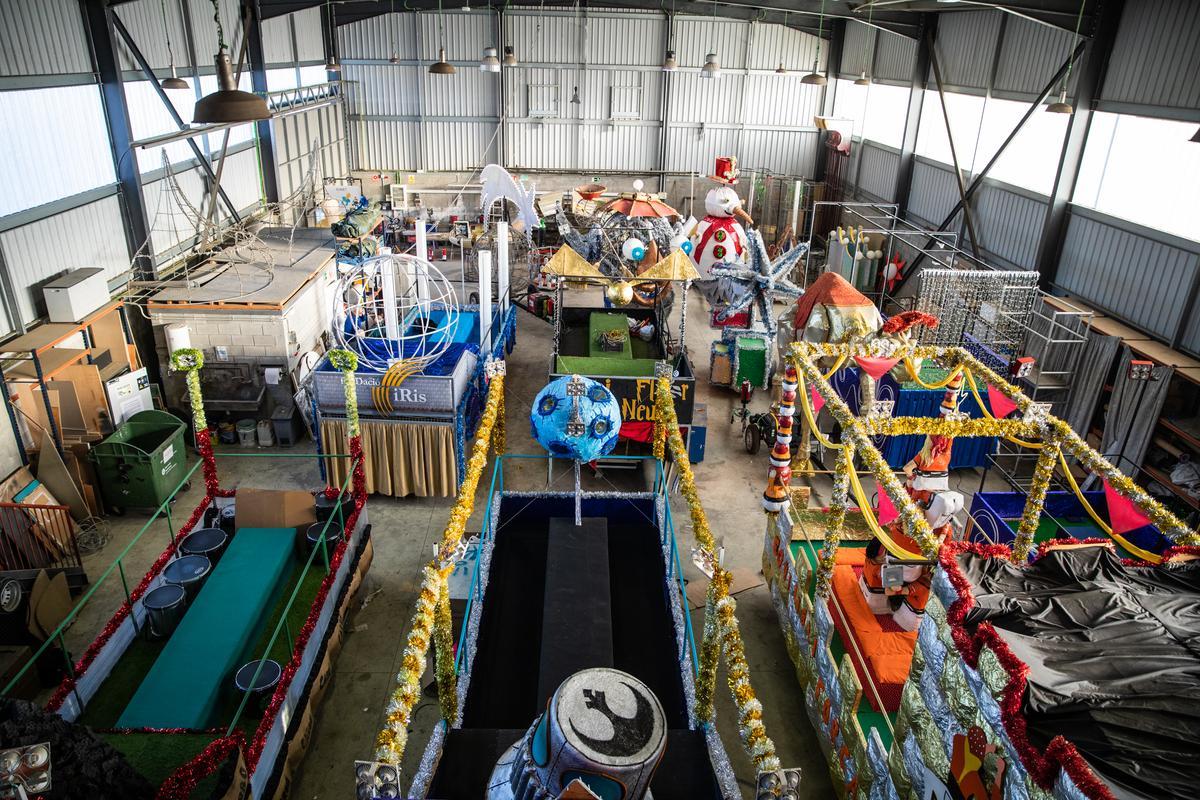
[
  {"left": 480, "top": 46, "right": 501, "bottom": 72},
  {"left": 1047, "top": 0, "right": 1084, "bottom": 114},
  {"left": 158, "top": 0, "right": 188, "bottom": 89},
  {"left": 194, "top": 49, "right": 270, "bottom": 123},
  {"left": 662, "top": 50, "right": 677, "bottom": 71},
  {"left": 502, "top": 46, "right": 517, "bottom": 66},
  {"left": 430, "top": 47, "right": 456, "bottom": 74},
  {"left": 429, "top": 0, "right": 455, "bottom": 74},
  {"left": 775, "top": 62, "right": 787, "bottom": 74},
  {"left": 1046, "top": 88, "right": 1073, "bottom": 114},
  {"left": 802, "top": 0, "right": 827, "bottom": 85},
  {"left": 570, "top": 86, "right": 581, "bottom": 104},
  {"left": 854, "top": 70, "right": 871, "bottom": 86},
  {"left": 1191, "top": 126, "right": 1200, "bottom": 143},
  {"left": 388, "top": 0, "right": 399, "bottom": 62},
  {"left": 326, "top": 54, "right": 341, "bottom": 73},
  {"left": 701, "top": 53, "right": 721, "bottom": 79}
]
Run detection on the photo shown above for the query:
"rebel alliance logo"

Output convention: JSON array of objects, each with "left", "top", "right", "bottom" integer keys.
[{"left": 569, "top": 684, "right": 655, "bottom": 758}]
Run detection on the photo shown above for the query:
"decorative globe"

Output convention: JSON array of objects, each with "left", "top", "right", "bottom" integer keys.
[
  {"left": 606, "top": 281, "right": 634, "bottom": 306},
  {"left": 530, "top": 375, "right": 622, "bottom": 462},
  {"left": 332, "top": 253, "right": 459, "bottom": 372}
]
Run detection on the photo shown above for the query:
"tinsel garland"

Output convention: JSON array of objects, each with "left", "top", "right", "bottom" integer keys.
[
  {"left": 861, "top": 415, "right": 1039, "bottom": 440},
  {"left": 653, "top": 377, "right": 780, "bottom": 773},
  {"left": 434, "top": 578, "right": 457, "bottom": 721},
  {"left": 171, "top": 347, "right": 221, "bottom": 492},
  {"left": 155, "top": 731, "right": 244, "bottom": 800},
  {"left": 652, "top": 412, "right": 665, "bottom": 462},
  {"left": 815, "top": 444, "right": 853, "bottom": 598},
  {"left": 374, "top": 375, "right": 504, "bottom": 765},
  {"left": 328, "top": 349, "right": 362, "bottom": 439},
  {"left": 714, "top": 586, "right": 781, "bottom": 773},
  {"left": 695, "top": 578, "right": 721, "bottom": 723},
  {"left": 493, "top": 386, "right": 506, "bottom": 456},
  {"left": 937, "top": 541, "right": 1118, "bottom": 799},
  {"left": 789, "top": 348, "right": 937, "bottom": 558},
  {"left": 1012, "top": 436, "right": 1060, "bottom": 562}
]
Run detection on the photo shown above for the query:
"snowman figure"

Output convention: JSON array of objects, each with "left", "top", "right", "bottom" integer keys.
[{"left": 691, "top": 156, "right": 753, "bottom": 304}]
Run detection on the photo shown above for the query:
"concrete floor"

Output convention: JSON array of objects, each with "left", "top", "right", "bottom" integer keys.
[{"left": 70, "top": 286, "right": 1004, "bottom": 798}]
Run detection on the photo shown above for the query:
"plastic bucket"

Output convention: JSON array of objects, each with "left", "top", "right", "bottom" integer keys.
[
  {"left": 143, "top": 583, "right": 187, "bottom": 639},
  {"left": 163, "top": 554, "right": 212, "bottom": 600},
  {"left": 179, "top": 527, "right": 229, "bottom": 564},
  {"left": 236, "top": 419, "right": 257, "bottom": 447}
]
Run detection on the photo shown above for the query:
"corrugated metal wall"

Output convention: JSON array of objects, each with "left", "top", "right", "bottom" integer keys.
[
  {"left": 929, "top": 11, "right": 1000, "bottom": 93},
  {"left": 113, "top": 0, "right": 194, "bottom": 72},
  {"left": 908, "top": 158, "right": 959, "bottom": 226},
  {"left": 1101, "top": 0, "right": 1200, "bottom": 121},
  {"left": 838, "top": 21, "right": 875, "bottom": 79},
  {"left": 970, "top": 183, "right": 1045, "bottom": 269},
  {"left": 1056, "top": 208, "right": 1200, "bottom": 341},
  {"left": 873, "top": 30, "right": 917, "bottom": 84},
  {"left": 340, "top": 9, "right": 823, "bottom": 176},
  {"left": 276, "top": 102, "right": 350, "bottom": 200},
  {"left": 856, "top": 142, "right": 899, "bottom": 202},
  {"left": 992, "top": 16, "right": 1076, "bottom": 100},
  {"left": 0, "top": 196, "right": 130, "bottom": 328},
  {"left": 0, "top": 0, "right": 92, "bottom": 78}
]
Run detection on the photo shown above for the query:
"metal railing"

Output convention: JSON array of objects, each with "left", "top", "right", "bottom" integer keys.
[
  {"left": 0, "top": 501, "right": 81, "bottom": 575},
  {"left": 0, "top": 451, "right": 356, "bottom": 712},
  {"left": 452, "top": 454, "right": 699, "bottom": 680}
]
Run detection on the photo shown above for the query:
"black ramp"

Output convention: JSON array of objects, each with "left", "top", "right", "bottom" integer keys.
[{"left": 538, "top": 517, "right": 613, "bottom": 704}]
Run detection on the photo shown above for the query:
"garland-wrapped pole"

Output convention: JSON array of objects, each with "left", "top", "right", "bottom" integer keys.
[
  {"left": 434, "top": 578, "right": 457, "bottom": 721},
  {"left": 374, "top": 369, "right": 504, "bottom": 766},
  {"left": 654, "top": 376, "right": 780, "bottom": 772},
  {"left": 170, "top": 348, "right": 220, "bottom": 496},
  {"left": 329, "top": 349, "right": 367, "bottom": 499},
  {"left": 815, "top": 443, "right": 853, "bottom": 598},
  {"left": 1013, "top": 434, "right": 1060, "bottom": 562}
]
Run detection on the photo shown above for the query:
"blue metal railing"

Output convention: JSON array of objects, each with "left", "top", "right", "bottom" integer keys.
[{"left": 452, "top": 454, "right": 699, "bottom": 680}]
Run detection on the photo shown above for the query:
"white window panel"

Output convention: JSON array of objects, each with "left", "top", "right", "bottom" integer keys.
[
  {"left": 267, "top": 67, "right": 299, "bottom": 92},
  {"left": 0, "top": 85, "right": 117, "bottom": 217},
  {"left": 915, "top": 89, "right": 984, "bottom": 168},
  {"left": 299, "top": 65, "right": 329, "bottom": 87},
  {"left": 610, "top": 84, "right": 642, "bottom": 121},
  {"left": 860, "top": 83, "right": 910, "bottom": 150},
  {"left": 974, "top": 96, "right": 1068, "bottom": 195},
  {"left": 1073, "top": 111, "right": 1200, "bottom": 243}
]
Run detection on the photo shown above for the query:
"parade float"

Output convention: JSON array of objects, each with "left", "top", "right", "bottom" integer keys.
[
  {"left": 0, "top": 348, "right": 372, "bottom": 799},
  {"left": 542, "top": 243, "right": 699, "bottom": 450},
  {"left": 311, "top": 249, "right": 515, "bottom": 497},
  {"left": 357, "top": 364, "right": 802, "bottom": 799},
  {"left": 761, "top": 339, "right": 1200, "bottom": 800}
]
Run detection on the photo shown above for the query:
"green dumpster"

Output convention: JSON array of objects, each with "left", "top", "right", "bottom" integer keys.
[{"left": 91, "top": 410, "right": 189, "bottom": 514}]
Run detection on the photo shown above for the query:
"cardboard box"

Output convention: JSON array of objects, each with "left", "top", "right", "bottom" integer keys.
[{"left": 234, "top": 488, "right": 317, "bottom": 530}]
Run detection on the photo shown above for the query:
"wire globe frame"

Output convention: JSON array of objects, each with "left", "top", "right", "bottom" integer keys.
[{"left": 332, "top": 253, "right": 461, "bottom": 373}]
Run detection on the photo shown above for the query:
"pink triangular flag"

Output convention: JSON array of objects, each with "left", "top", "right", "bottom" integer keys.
[
  {"left": 854, "top": 355, "right": 901, "bottom": 381},
  {"left": 1104, "top": 480, "right": 1153, "bottom": 535},
  {"left": 876, "top": 488, "right": 899, "bottom": 527},
  {"left": 986, "top": 384, "right": 1019, "bottom": 419},
  {"left": 809, "top": 386, "right": 825, "bottom": 415}
]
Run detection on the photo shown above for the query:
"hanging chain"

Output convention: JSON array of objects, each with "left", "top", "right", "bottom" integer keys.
[
  {"left": 209, "top": 0, "right": 226, "bottom": 51},
  {"left": 160, "top": 0, "right": 177, "bottom": 66}
]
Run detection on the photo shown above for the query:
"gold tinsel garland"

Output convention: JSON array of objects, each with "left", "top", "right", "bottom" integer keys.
[
  {"left": 434, "top": 578, "right": 457, "bottom": 721},
  {"left": 862, "top": 415, "right": 1040, "bottom": 440},
  {"left": 815, "top": 444, "right": 853, "bottom": 598},
  {"left": 1012, "top": 435, "right": 1060, "bottom": 561},
  {"left": 374, "top": 375, "right": 505, "bottom": 765},
  {"left": 493, "top": 386, "right": 506, "bottom": 456},
  {"left": 653, "top": 378, "right": 779, "bottom": 771},
  {"left": 790, "top": 347, "right": 938, "bottom": 558}
]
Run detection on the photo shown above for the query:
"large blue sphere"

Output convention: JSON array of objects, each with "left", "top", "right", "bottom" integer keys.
[{"left": 530, "top": 375, "right": 622, "bottom": 462}]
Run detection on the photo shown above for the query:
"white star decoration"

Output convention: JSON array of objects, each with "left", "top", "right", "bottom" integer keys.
[{"left": 710, "top": 230, "right": 805, "bottom": 336}]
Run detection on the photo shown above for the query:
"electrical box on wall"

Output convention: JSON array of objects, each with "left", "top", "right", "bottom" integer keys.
[{"left": 43, "top": 267, "right": 109, "bottom": 323}]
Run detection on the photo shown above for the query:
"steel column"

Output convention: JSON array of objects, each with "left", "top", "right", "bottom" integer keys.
[
  {"left": 110, "top": 14, "right": 242, "bottom": 221},
  {"left": 83, "top": 0, "right": 162, "bottom": 386},
  {"left": 656, "top": 11, "right": 674, "bottom": 193},
  {"left": 1036, "top": 0, "right": 1124, "bottom": 287},
  {"left": 244, "top": 0, "right": 281, "bottom": 205},
  {"left": 893, "top": 14, "right": 934, "bottom": 216},
  {"left": 812, "top": 19, "right": 844, "bottom": 183},
  {"left": 897, "top": 38, "right": 1087, "bottom": 285}
]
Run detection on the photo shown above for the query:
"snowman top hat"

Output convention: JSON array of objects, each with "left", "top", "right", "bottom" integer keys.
[{"left": 708, "top": 155, "right": 740, "bottom": 185}]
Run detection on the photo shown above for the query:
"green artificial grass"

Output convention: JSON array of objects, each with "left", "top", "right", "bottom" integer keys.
[
  {"left": 556, "top": 355, "right": 658, "bottom": 377},
  {"left": 100, "top": 732, "right": 222, "bottom": 792},
  {"left": 80, "top": 542, "right": 330, "bottom": 787}
]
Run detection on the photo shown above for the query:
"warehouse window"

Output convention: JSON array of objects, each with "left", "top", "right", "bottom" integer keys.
[
  {"left": 610, "top": 83, "right": 642, "bottom": 121},
  {"left": 974, "top": 97, "right": 1069, "bottom": 196},
  {"left": 0, "top": 85, "right": 117, "bottom": 217},
  {"left": 1073, "top": 112, "right": 1200, "bottom": 242},
  {"left": 830, "top": 78, "right": 909, "bottom": 150},
  {"left": 915, "top": 89, "right": 985, "bottom": 168},
  {"left": 528, "top": 83, "right": 560, "bottom": 118}
]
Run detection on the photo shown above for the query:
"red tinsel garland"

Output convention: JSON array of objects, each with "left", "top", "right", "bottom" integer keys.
[
  {"left": 46, "top": 493, "right": 214, "bottom": 712},
  {"left": 155, "top": 731, "right": 244, "bottom": 800},
  {"left": 937, "top": 540, "right": 1117, "bottom": 799}
]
